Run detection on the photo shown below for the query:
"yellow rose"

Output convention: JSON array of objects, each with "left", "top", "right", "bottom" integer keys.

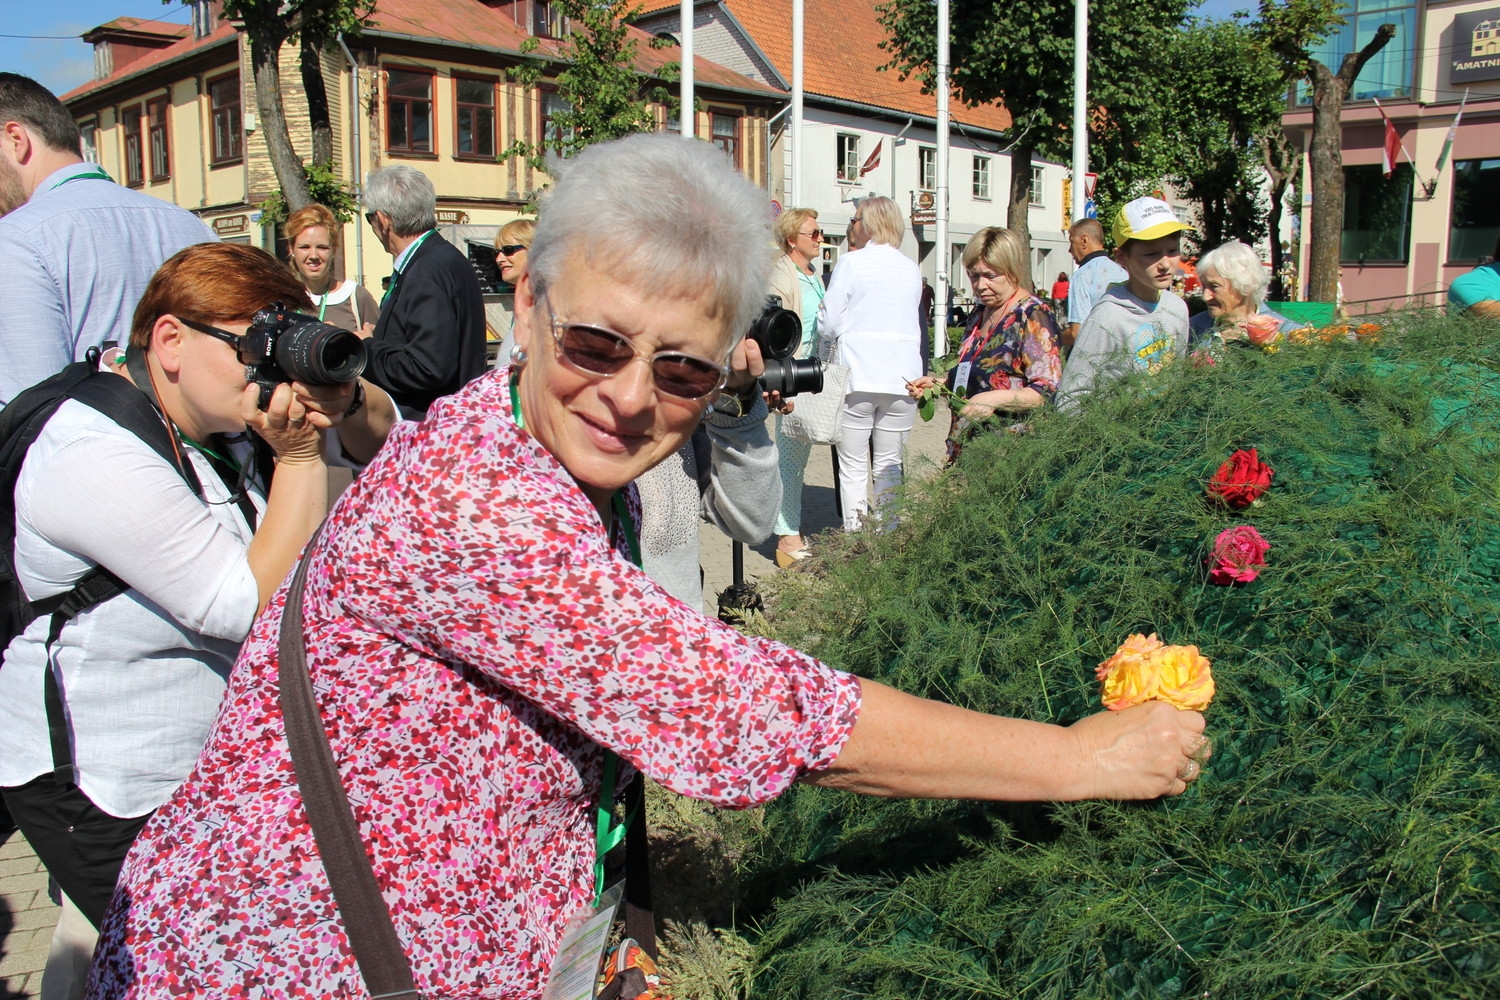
[{"left": 1095, "top": 633, "right": 1215, "bottom": 711}]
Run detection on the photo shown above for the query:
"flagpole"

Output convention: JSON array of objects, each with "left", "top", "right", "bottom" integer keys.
[
  {"left": 680, "top": 0, "right": 695, "bottom": 138},
  {"left": 934, "top": 0, "right": 950, "bottom": 365},
  {"left": 791, "top": 0, "right": 804, "bottom": 205},
  {"left": 1071, "top": 0, "right": 1088, "bottom": 225}
]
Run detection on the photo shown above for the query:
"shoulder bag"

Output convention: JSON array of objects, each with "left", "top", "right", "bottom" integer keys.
[{"left": 778, "top": 336, "right": 850, "bottom": 445}]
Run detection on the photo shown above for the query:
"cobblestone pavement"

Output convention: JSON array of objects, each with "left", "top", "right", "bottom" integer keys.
[
  {"left": 0, "top": 405, "right": 952, "bottom": 999},
  {"left": 0, "top": 829, "right": 57, "bottom": 1000}
]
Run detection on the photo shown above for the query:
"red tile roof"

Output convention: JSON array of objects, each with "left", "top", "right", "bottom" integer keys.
[
  {"left": 636, "top": 0, "right": 1011, "bottom": 132},
  {"left": 63, "top": 20, "right": 237, "bottom": 103}
]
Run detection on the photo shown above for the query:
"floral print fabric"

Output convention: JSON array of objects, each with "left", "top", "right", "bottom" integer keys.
[
  {"left": 87, "top": 367, "right": 863, "bottom": 1000},
  {"left": 946, "top": 295, "right": 1062, "bottom": 461}
]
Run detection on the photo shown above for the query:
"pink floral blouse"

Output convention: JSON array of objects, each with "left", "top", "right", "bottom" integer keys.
[{"left": 86, "top": 368, "right": 863, "bottom": 999}]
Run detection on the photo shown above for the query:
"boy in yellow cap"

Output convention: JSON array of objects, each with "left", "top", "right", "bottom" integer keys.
[{"left": 1056, "top": 197, "right": 1191, "bottom": 411}]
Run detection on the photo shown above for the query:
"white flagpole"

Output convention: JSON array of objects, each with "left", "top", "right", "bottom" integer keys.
[
  {"left": 791, "top": 0, "right": 804, "bottom": 205},
  {"left": 934, "top": 0, "right": 950, "bottom": 363},
  {"left": 680, "top": 0, "right": 695, "bottom": 138},
  {"left": 1070, "top": 0, "right": 1088, "bottom": 226}
]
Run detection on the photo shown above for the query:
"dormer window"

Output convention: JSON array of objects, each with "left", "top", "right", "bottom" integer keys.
[
  {"left": 191, "top": 0, "right": 216, "bottom": 39},
  {"left": 533, "top": 1, "right": 568, "bottom": 38},
  {"left": 94, "top": 43, "right": 113, "bottom": 81}
]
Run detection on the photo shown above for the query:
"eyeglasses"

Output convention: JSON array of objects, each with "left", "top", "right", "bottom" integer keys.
[
  {"left": 851, "top": 216, "right": 864, "bottom": 225},
  {"left": 798, "top": 228, "right": 823, "bottom": 241},
  {"left": 364, "top": 211, "right": 379, "bottom": 226},
  {"left": 498, "top": 244, "right": 528, "bottom": 256},
  {"left": 177, "top": 315, "right": 250, "bottom": 359},
  {"left": 546, "top": 303, "right": 728, "bottom": 401}
]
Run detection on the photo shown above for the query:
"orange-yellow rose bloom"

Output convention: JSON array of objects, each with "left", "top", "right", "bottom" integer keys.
[{"left": 1096, "top": 633, "right": 1215, "bottom": 711}]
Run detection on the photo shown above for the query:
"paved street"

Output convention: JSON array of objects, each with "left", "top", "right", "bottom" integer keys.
[{"left": 0, "top": 830, "right": 57, "bottom": 1000}]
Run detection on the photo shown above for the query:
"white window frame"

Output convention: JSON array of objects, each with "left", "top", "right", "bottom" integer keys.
[
  {"left": 1030, "top": 165, "right": 1045, "bottom": 207},
  {"left": 837, "top": 133, "right": 860, "bottom": 184},
  {"left": 972, "top": 154, "right": 991, "bottom": 200},
  {"left": 918, "top": 146, "right": 936, "bottom": 192}
]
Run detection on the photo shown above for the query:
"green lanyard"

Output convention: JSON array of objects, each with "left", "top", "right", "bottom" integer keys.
[
  {"left": 510, "top": 373, "right": 639, "bottom": 903},
  {"left": 316, "top": 289, "right": 330, "bottom": 322},
  {"left": 382, "top": 231, "right": 433, "bottom": 303},
  {"left": 50, "top": 166, "right": 112, "bottom": 190}
]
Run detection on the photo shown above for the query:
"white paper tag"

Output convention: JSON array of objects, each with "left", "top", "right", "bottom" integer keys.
[
  {"left": 541, "top": 883, "right": 624, "bottom": 1000},
  {"left": 953, "top": 362, "right": 972, "bottom": 394}
]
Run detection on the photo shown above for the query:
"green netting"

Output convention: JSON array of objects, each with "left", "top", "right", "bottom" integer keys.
[
  {"left": 726, "top": 310, "right": 1500, "bottom": 999},
  {"left": 1267, "top": 301, "right": 1337, "bottom": 326}
]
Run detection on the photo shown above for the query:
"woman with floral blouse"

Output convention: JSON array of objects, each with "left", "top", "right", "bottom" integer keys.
[
  {"left": 908, "top": 227, "right": 1063, "bottom": 463},
  {"left": 87, "top": 138, "right": 1206, "bottom": 1000}
]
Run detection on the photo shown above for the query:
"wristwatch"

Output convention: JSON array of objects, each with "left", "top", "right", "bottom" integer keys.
[
  {"left": 342, "top": 380, "right": 366, "bottom": 419},
  {"left": 712, "top": 384, "right": 760, "bottom": 419}
]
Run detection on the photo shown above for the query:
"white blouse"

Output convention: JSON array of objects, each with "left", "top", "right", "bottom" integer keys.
[
  {"left": 0, "top": 396, "right": 264, "bottom": 817},
  {"left": 817, "top": 242, "right": 923, "bottom": 395}
]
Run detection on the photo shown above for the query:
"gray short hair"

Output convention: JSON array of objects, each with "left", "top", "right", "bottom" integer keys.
[
  {"left": 529, "top": 134, "right": 772, "bottom": 349},
  {"left": 856, "top": 195, "right": 905, "bottom": 247},
  {"left": 364, "top": 165, "right": 437, "bottom": 237},
  {"left": 1197, "top": 241, "right": 1270, "bottom": 311}
]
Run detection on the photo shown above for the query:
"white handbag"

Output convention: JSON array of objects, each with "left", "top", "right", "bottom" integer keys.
[{"left": 779, "top": 338, "right": 849, "bottom": 445}]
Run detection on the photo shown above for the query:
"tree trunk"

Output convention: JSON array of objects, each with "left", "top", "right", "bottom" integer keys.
[
  {"left": 1304, "top": 22, "right": 1397, "bottom": 303},
  {"left": 1006, "top": 141, "right": 1034, "bottom": 291},
  {"left": 247, "top": 26, "right": 311, "bottom": 213},
  {"left": 1263, "top": 127, "right": 1297, "bottom": 302},
  {"left": 300, "top": 34, "right": 334, "bottom": 168}
]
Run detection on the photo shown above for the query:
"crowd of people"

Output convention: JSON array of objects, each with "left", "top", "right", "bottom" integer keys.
[{"left": 0, "top": 67, "right": 1238, "bottom": 999}]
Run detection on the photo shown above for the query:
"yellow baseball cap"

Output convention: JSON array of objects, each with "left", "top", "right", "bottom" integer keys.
[{"left": 1113, "top": 196, "right": 1192, "bottom": 244}]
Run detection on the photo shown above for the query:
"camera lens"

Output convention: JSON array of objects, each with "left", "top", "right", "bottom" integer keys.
[
  {"left": 748, "top": 298, "right": 804, "bottom": 360},
  {"left": 759, "top": 357, "right": 823, "bottom": 398},
  {"left": 273, "top": 320, "right": 368, "bottom": 385}
]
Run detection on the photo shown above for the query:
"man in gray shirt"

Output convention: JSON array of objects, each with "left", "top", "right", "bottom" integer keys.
[
  {"left": 1057, "top": 198, "right": 1191, "bottom": 413},
  {"left": 0, "top": 74, "right": 214, "bottom": 405}
]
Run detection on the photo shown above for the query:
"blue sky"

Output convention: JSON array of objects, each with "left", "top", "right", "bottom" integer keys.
[{"left": 1, "top": 0, "right": 1256, "bottom": 101}]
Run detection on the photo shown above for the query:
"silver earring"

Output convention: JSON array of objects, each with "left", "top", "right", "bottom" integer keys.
[{"left": 509, "top": 343, "right": 529, "bottom": 367}]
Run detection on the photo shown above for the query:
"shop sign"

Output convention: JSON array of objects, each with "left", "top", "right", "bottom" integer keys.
[
  {"left": 212, "top": 214, "right": 249, "bottom": 236},
  {"left": 436, "top": 209, "right": 470, "bottom": 225},
  {"left": 1451, "top": 6, "right": 1500, "bottom": 84},
  {"left": 911, "top": 190, "right": 936, "bottom": 226}
]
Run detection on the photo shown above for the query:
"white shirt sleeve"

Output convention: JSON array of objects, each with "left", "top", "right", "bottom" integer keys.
[{"left": 15, "top": 409, "right": 260, "bottom": 642}]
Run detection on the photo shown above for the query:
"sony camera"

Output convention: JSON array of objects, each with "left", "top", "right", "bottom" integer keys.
[
  {"left": 242, "top": 302, "right": 368, "bottom": 409},
  {"left": 748, "top": 295, "right": 823, "bottom": 398}
]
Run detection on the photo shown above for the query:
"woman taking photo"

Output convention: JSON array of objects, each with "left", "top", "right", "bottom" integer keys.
[
  {"left": 908, "top": 227, "right": 1063, "bottom": 463},
  {"left": 89, "top": 137, "right": 1208, "bottom": 999},
  {"left": 819, "top": 195, "right": 923, "bottom": 532},
  {"left": 767, "top": 206, "right": 824, "bottom": 565},
  {"left": 0, "top": 243, "right": 391, "bottom": 998},
  {"left": 284, "top": 203, "right": 379, "bottom": 336}
]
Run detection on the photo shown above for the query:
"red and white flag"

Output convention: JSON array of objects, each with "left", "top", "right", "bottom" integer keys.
[
  {"left": 1373, "top": 98, "right": 1402, "bottom": 179},
  {"left": 859, "top": 139, "right": 883, "bottom": 177}
]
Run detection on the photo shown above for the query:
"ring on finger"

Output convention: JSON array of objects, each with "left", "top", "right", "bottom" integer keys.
[
  {"left": 1178, "top": 758, "right": 1201, "bottom": 782},
  {"left": 1189, "top": 736, "right": 1213, "bottom": 763}
]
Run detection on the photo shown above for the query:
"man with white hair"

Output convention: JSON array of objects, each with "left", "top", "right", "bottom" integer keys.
[{"left": 361, "top": 165, "right": 486, "bottom": 420}]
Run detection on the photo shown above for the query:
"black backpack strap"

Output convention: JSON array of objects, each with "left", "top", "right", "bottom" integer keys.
[
  {"left": 278, "top": 526, "right": 421, "bottom": 1000},
  {"left": 38, "top": 566, "right": 130, "bottom": 784}
]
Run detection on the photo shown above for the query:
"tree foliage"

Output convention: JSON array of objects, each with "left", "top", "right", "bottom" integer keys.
[
  {"left": 878, "top": 0, "right": 1190, "bottom": 281},
  {"left": 503, "top": 0, "right": 675, "bottom": 177}
]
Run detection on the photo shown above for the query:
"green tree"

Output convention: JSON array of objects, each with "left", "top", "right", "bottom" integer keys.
[
  {"left": 208, "top": 0, "right": 374, "bottom": 215},
  {"left": 503, "top": 0, "right": 675, "bottom": 176},
  {"left": 1258, "top": 0, "right": 1395, "bottom": 301},
  {"left": 878, "top": 0, "right": 1191, "bottom": 285}
]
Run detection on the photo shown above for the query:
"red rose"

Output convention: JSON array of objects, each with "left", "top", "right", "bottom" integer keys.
[
  {"left": 1207, "top": 525, "right": 1270, "bottom": 585},
  {"left": 1207, "top": 448, "right": 1274, "bottom": 508}
]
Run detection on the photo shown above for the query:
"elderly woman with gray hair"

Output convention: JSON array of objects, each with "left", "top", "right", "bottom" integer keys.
[
  {"left": 88, "top": 135, "right": 1208, "bottom": 999},
  {"left": 1190, "top": 241, "right": 1301, "bottom": 347}
]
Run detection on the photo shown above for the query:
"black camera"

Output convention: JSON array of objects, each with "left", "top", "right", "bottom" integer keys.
[
  {"left": 242, "top": 302, "right": 368, "bottom": 409},
  {"left": 748, "top": 295, "right": 823, "bottom": 398}
]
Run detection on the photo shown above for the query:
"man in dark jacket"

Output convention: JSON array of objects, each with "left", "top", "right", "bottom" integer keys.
[{"left": 361, "top": 165, "right": 486, "bottom": 419}]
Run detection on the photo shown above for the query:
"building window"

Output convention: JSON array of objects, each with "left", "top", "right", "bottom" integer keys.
[
  {"left": 711, "top": 111, "right": 740, "bottom": 168},
  {"left": 918, "top": 146, "right": 936, "bottom": 191},
  {"left": 1449, "top": 157, "right": 1500, "bottom": 263},
  {"left": 122, "top": 106, "right": 143, "bottom": 186},
  {"left": 455, "top": 76, "right": 496, "bottom": 159},
  {"left": 1341, "top": 163, "right": 1413, "bottom": 264},
  {"left": 539, "top": 88, "right": 573, "bottom": 157},
  {"left": 147, "top": 97, "right": 170, "bottom": 181},
  {"left": 837, "top": 133, "right": 859, "bottom": 183},
  {"left": 533, "top": 0, "right": 568, "bottom": 38},
  {"left": 80, "top": 122, "right": 99, "bottom": 164},
  {"left": 190, "top": 0, "right": 215, "bottom": 39},
  {"left": 386, "top": 68, "right": 434, "bottom": 154},
  {"left": 1030, "top": 165, "right": 1044, "bottom": 206},
  {"left": 1298, "top": 0, "right": 1416, "bottom": 103},
  {"left": 209, "top": 73, "right": 241, "bottom": 164},
  {"left": 972, "top": 155, "right": 990, "bottom": 200}
]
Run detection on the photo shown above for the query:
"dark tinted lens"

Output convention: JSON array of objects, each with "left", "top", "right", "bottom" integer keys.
[
  {"left": 499, "top": 244, "right": 527, "bottom": 255},
  {"left": 652, "top": 354, "right": 723, "bottom": 399},
  {"left": 559, "top": 324, "right": 634, "bottom": 374}
]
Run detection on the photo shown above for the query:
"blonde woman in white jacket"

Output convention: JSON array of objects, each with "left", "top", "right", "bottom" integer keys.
[{"left": 818, "top": 196, "right": 922, "bottom": 531}]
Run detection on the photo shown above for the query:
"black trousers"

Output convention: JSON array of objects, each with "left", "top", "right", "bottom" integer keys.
[{"left": 1, "top": 774, "right": 152, "bottom": 928}]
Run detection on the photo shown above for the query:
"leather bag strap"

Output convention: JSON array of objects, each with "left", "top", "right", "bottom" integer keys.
[{"left": 277, "top": 527, "right": 421, "bottom": 1000}]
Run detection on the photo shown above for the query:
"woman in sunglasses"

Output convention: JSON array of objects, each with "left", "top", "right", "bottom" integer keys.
[
  {"left": 768, "top": 206, "right": 824, "bottom": 566},
  {"left": 0, "top": 242, "right": 393, "bottom": 999},
  {"left": 90, "top": 136, "right": 1208, "bottom": 999}
]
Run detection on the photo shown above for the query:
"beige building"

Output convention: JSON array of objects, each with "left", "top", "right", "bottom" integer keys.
[{"left": 62, "top": 0, "right": 783, "bottom": 314}]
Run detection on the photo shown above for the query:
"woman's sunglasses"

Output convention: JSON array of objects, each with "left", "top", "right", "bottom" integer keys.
[
  {"left": 546, "top": 304, "right": 728, "bottom": 401},
  {"left": 498, "top": 244, "right": 528, "bottom": 256}
]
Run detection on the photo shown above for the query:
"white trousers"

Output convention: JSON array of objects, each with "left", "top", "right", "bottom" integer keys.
[
  {"left": 41, "top": 893, "right": 96, "bottom": 1000},
  {"left": 837, "top": 391, "right": 916, "bottom": 532}
]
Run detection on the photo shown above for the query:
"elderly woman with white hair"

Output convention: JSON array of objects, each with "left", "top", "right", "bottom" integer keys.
[
  {"left": 88, "top": 135, "right": 1208, "bottom": 1000},
  {"left": 1191, "top": 241, "right": 1301, "bottom": 347}
]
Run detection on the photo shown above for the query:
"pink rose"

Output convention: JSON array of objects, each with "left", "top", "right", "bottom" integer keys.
[{"left": 1207, "top": 525, "right": 1270, "bottom": 585}]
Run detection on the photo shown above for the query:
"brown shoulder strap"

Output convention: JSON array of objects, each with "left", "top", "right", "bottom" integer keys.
[{"left": 277, "top": 528, "right": 422, "bottom": 1000}]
